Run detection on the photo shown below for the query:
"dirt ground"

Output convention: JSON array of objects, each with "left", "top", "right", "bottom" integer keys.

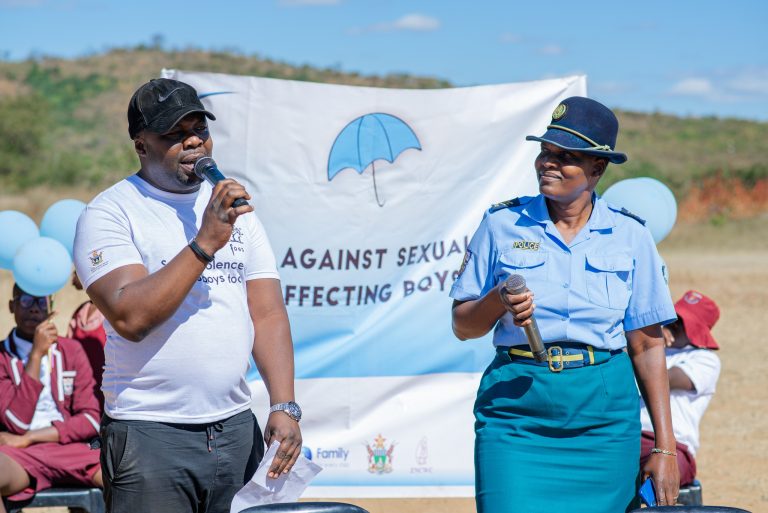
[{"left": 2, "top": 219, "right": 766, "bottom": 513}]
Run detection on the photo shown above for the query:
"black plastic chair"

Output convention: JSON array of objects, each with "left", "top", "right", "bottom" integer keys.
[
  {"left": 3, "top": 486, "right": 105, "bottom": 513},
  {"left": 678, "top": 479, "right": 704, "bottom": 506},
  {"left": 239, "top": 502, "right": 369, "bottom": 513},
  {"left": 629, "top": 506, "right": 751, "bottom": 512}
]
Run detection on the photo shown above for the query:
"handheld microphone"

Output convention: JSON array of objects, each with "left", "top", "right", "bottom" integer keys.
[
  {"left": 193, "top": 156, "right": 250, "bottom": 208},
  {"left": 503, "top": 274, "right": 547, "bottom": 362}
]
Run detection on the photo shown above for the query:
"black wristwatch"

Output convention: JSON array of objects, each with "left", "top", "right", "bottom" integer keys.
[{"left": 269, "top": 401, "right": 302, "bottom": 422}]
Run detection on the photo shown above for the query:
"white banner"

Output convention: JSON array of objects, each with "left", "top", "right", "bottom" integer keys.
[{"left": 164, "top": 69, "right": 587, "bottom": 497}]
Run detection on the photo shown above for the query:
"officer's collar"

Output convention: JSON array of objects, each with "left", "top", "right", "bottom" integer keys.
[
  {"left": 522, "top": 192, "right": 615, "bottom": 230},
  {"left": 588, "top": 194, "right": 616, "bottom": 231},
  {"left": 520, "top": 194, "right": 550, "bottom": 224}
]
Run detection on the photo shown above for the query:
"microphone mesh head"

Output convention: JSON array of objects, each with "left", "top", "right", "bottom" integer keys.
[
  {"left": 193, "top": 156, "right": 215, "bottom": 179},
  {"left": 503, "top": 274, "right": 527, "bottom": 294}
]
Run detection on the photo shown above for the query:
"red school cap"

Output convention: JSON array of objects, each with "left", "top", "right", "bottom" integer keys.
[{"left": 674, "top": 290, "right": 720, "bottom": 350}]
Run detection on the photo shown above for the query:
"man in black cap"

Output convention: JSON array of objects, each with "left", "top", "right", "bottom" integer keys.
[{"left": 73, "top": 78, "right": 302, "bottom": 513}]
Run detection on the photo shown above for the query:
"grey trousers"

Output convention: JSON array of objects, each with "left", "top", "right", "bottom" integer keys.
[{"left": 100, "top": 410, "right": 264, "bottom": 513}]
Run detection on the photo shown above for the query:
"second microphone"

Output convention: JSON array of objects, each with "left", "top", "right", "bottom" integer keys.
[{"left": 502, "top": 274, "right": 547, "bottom": 363}]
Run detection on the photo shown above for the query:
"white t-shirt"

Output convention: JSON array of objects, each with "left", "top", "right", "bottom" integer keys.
[
  {"left": 640, "top": 347, "right": 721, "bottom": 455},
  {"left": 73, "top": 174, "right": 279, "bottom": 423}
]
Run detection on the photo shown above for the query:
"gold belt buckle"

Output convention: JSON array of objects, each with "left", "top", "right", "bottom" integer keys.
[{"left": 547, "top": 346, "right": 564, "bottom": 372}]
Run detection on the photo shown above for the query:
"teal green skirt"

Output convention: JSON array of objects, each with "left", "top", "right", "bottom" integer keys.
[{"left": 474, "top": 349, "right": 640, "bottom": 513}]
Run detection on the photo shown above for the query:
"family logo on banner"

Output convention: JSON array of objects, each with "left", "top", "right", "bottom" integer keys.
[{"left": 164, "top": 69, "right": 587, "bottom": 497}]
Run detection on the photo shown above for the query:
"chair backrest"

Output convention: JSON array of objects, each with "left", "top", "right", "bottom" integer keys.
[{"left": 239, "top": 502, "right": 369, "bottom": 513}]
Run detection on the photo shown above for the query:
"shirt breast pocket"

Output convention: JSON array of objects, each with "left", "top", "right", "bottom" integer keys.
[
  {"left": 497, "top": 250, "right": 549, "bottom": 286},
  {"left": 585, "top": 253, "right": 634, "bottom": 310}
]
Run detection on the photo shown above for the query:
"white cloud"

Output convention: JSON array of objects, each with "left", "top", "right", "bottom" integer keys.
[
  {"left": 666, "top": 70, "right": 768, "bottom": 104},
  {"left": 392, "top": 13, "right": 440, "bottom": 31},
  {"left": 278, "top": 0, "right": 339, "bottom": 5},
  {"left": 351, "top": 13, "right": 440, "bottom": 34},
  {"left": 499, "top": 32, "right": 522, "bottom": 44},
  {"left": 669, "top": 78, "right": 715, "bottom": 96},
  {"left": 537, "top": 45, "right": 564, "bottom": 56},
  {"left": 725, "top": 69, "right": 768, "bottom": 96}
]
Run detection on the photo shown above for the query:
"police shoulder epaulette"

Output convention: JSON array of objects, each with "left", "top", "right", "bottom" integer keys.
[
  {"left": 489, "top": 196, "right": 529, "bottom": 213},
  {"left": 613, "top": 206, "right": 646, "bottom": 225}
]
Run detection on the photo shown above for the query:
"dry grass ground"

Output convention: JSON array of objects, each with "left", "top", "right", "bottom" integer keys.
[{"left": 2, "top": 218, "right": 766, "bottom": 513}]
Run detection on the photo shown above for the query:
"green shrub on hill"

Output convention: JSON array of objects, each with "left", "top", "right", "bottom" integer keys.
[
  {"left": 0, "top": 92, "right": 51, "bottom": 182},
  {"left": 0, "top": 47, "right": 766, "bottom": 201}
]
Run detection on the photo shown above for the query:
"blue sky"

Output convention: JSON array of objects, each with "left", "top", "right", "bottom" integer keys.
[{"left": 2, "top": 0, "right": 766, "bottom": 121}]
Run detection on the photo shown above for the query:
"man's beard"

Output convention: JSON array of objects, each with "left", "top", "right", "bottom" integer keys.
[{"left": 175, "top": 167, "right": 204, "bottom": 188}]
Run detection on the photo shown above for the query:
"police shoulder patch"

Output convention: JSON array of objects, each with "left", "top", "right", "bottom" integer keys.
[
  {"left": 489, "top": 196, "right": 530, "bottom": 213},
  {"left": 457, "top": 249, "right": 471, "bottom": 277}
]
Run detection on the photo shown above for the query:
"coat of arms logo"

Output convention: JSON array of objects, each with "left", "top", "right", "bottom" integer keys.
[
  {"left": 365, "top": 433, "right": 395, "bottom": 474},
  {"left": 89, "top": 250, "right": 103, "bottom": 266}
]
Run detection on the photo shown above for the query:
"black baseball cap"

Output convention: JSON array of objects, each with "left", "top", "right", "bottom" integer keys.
[{"left": 127, "top": 78, "right": 215, "bottom": 139}]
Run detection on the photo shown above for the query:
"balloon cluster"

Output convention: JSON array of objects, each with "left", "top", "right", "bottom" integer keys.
[
  {"left": 602, "top": 178, "right": 677, "bottom": 244},
  {"left": 0, "top": 200, "right": 86, "bottom": 296}
]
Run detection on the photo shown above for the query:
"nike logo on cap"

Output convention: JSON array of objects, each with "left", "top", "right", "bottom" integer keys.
[{"left": 158, "top": 87, "right": 183, "bottom": 102}]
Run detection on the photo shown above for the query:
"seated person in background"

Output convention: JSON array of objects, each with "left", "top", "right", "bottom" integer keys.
[
  {"left": 640, "top": 290, "right": 722, "bottom": 487},
  {"left": 67, "top": 271, "right": 106, "bottom": 409},
  {"left": 0, "top": 284, "right": 102, "bottom": 509}
]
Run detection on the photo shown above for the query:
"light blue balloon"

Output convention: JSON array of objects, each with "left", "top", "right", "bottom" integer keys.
[
  {"left": 636, "top": 177, "right": 678, "bottom": 230},
  {"left": 12, "top": 237, "right": 73, "bottom": 296},
  {"left": 40, "top": 199, "right": 86, "bottom": 257},
  {"left": 602, "top": 178, "right": 678, "bottom": 244},
  {"left": 0, "top": 210, "right": 39, "bottom": 270}
]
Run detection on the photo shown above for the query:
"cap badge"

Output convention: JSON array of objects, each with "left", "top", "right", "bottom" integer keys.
[
  {"left": 552, "top": 103, "right": 567, "bottom": 120},
  {"left": 684, "top": 291, "right": 703, "bottom": 304}
]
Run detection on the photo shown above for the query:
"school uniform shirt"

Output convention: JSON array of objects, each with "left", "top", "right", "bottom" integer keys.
[
  {"left": 450, "top": 193, "right": 676, "bottom": 349},
  {"left": 0, "top": 333, "right": 101, "bottom": 443},
  {"left": 640, "top": 346, "right": 721, "bottom": 455},
  {"left": 3, "top": 330, "right": 64, "bottom": 430},
  {"left": 73, "top": 174, "right": 280, "bottom": 424}
]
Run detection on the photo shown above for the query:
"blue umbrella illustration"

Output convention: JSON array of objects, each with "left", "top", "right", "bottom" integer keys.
[{"left": 327, "top": 113, "right": 422, "bottom": 207}]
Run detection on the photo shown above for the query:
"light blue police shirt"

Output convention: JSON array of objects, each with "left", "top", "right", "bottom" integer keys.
[{"left": 450, "top": 193, "right": 676, "bottom": 350}]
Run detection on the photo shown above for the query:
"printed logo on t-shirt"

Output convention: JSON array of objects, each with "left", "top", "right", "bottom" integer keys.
[
  {"left": 88, "top": 249, "right": 108, "bottom": 272},
  {"left": 228, "top": 226, "right": 245, "bottom": 256}
]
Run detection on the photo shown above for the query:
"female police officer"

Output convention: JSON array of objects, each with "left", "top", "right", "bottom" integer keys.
[{"left": 450, "top": 97, "right": 679, "bottom": 513}]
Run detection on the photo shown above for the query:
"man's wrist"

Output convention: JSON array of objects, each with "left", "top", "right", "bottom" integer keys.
[
  {"left": 270, "top": 401, "right": 302, "bottom": 422},
  {"left": 192, "top": 233, "right": 219, "bottom": 257},
  {"left": 189, "top": 238, "right": 214, "bottom": 263}
]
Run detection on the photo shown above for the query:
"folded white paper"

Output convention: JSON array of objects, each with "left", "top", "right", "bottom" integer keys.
[{"left": 230, "top": 441, "right": 323, "bottom": 513}]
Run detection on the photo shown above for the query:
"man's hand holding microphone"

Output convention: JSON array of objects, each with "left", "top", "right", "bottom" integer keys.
[{"left": 189, "top": 157, "right": 253, "bottom": 261}]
